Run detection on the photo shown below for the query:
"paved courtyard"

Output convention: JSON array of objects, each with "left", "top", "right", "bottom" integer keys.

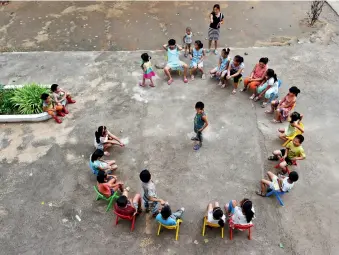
[{"left": 1, "top": 41, "right": 339, "bottom": 254}]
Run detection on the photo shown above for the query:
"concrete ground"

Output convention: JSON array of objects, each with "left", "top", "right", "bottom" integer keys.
[
  {"left": 1, "top": 38, "right": 339, "bottom": 254},
  {"left": 1, "top": 1, "right": 339, "bottom": 51}
]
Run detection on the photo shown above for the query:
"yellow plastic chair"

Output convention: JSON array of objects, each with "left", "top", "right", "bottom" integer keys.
[
  {"left": 282, "top": 122, "right": 304, "bottom": 147},
  {"left": 157, "top": 219, "right": 183, "bottom": 240},
  {"left": 202, "top": 216, "right": 224, "bottom": 238}
]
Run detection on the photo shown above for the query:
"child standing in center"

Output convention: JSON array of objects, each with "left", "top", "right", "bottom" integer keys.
[
  {"left": 183, "top": 27, "right": 193, "bottom": 58},
  {"left": 140, "top": 53, "right": 156, "bottom": 87},
  {"left": 192, "top": 101, "right": 209, "bottom": 151}
]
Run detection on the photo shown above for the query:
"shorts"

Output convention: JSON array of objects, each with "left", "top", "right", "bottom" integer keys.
[
  {"left": 269, "top": 176, "right": 279, "bottom": 190},
  {"left": 166, "top": 61, "right": 186, "bottom": 70},
  {"left": 230, "top": 69, "right": 242, "bottom": 83},
  {"left": 190, "top": 61, "right": 203, "bottom": 69},
  {"left": 185, "top": 43, "right": 192, "bottom": 48},
  {"left": 279, "top": 149, "right": 293, "bottom": 165}
]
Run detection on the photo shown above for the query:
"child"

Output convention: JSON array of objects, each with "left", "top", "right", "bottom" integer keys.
[
  {"left": 51, "top": 84, "right": 75, "bottom": 114},
  {"left": 251, "top": 69, "right": 279, "bottom": 107},
  {"left": 40, "top": 93, "right": 64, "bottom": 124},
  {"left": 241, "top": 57, "right": 268, "bottom": 93},
  {"left": 94, "top": 126, "right": 124, "bottom": 156},
  {"left": 97, "top": 172, "right": 127, "bottom": 198},
  {"left": 183, "top": 27, "right": 193, "bottom": 57},
  {"left": 139, "top": 169, "right": 166, "bottom": 216},
  {"left": 209, "top": 48, "right": 230, "bottom": 85},
  {"left": 163, "top": 39, "right": 189, "bottom": 85},
  {"left": 114, "top": 189, "right": 142, "bottom": 217},
  {"left": 225, "top": 199, "right": 255, "bottom": 226},
  {"left": 266, "top": 86, "right": 301, "bottom": 123},
  {"left": 268, "top": 134, "right": 306, "bottom": 173},
  {"left": 139, "top": 53, "right": 156, "bottom": 87},
  {"left": 278, "top": 112, "right": 304, "bottom": 141},
  {"left": 206, "top": 202, "right": 225, "bottom": 227},
  {"left": 256, "top": 171, "right": 299, "bottom": 197},
  {"left": 156, "top": 204, "right": 185, "bottom": 226},
  {"left": 89, "top": 149, "right": 118, "bottom": 175},
  {"left": 225, "top": 55, "right": 244, "bottom": 94},
  {"left": 189, "top": 40, "right": 206, "bottom": 80},
  {"left": 191, "top": 101, "right": 208, "bottom": 151}
]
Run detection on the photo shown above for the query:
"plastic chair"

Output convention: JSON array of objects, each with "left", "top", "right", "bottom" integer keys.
[
  {"left": 93, "top": 186, "right": 119, "bottom": 212},
  {"left": 282, "top": 122, "right": 304, "bottom": 147},
  {"left": 202, "top": 216, "right": 224, "bottom": 238},
  {"left": 114, "top": 209, "right": 136, "bottom": 231},
  {"left": 229, "top": 219, "right": 253, "bottom": 240},
  {"left": 164, "top": 55, "right": 184, "bottom": 76},
  {"left": 157, "top": 219, "right": 183, "bottom": 240},
  {"left": 266, "top": 189, "right": 286, "bottom": 206}
]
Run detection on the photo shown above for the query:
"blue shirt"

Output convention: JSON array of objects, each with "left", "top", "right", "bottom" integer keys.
[
  {"left": 194, "top": 112, "right": 206, "bottom": 130},
  {"left": 156, "top": 214, "right": 177, "bottom": 226}
]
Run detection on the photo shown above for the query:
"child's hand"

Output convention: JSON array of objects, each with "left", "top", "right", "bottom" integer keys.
[
  {"left": 120, "top": 143, "right": 125, "bottom": 147},
  {"left": 216, "top": 71, "right": 221, "bottom": 76},
  {"left": 226, "top": 75, "right": 231, "bottom": 80},
  {"left": 159, "top": 199, "right": 166, "bottom": 205}
]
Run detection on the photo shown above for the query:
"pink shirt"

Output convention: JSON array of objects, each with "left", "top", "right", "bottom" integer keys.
[{"left": 252, "top": 64, "right": 267, "bottom": 79}]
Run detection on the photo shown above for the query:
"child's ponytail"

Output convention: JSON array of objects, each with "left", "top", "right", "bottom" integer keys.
[
  {"left": 218, "top": 219, "right": 225, "bottom": 227},
  {"left": 242, "top": 199, "right": 255, "bottom": 223}
]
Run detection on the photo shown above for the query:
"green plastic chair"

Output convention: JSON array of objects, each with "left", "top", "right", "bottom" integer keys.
[{"left": 93, "top": 186, "right": 120, "bottom": 212}]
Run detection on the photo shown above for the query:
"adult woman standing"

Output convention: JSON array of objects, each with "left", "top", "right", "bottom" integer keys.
[{"left": 207, "top": 4, "right": 224, "bottom": 55}]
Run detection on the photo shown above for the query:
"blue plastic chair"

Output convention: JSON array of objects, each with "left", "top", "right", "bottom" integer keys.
[{"left": 266, "top": 189, "right": 286, "bottom": 206}]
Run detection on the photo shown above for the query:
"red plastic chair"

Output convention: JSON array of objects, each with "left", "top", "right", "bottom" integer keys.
[
  {"left": 113, "top": 210, "right": 136, "bottom": 232},
  {"left": 274, "top": 158, "right": 297, "bottom": 174},
  {"left": 229, "top": 219, "right": 253, "bottom": 240}
]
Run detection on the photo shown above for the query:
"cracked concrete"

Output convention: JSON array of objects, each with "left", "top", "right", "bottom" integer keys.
[{"left": 1, "top": 38, "right": 339, "bottom": 254}]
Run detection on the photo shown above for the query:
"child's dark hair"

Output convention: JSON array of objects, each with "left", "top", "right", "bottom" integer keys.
[
  {"left": 195, "top": 40, "right": 203, "bottom": 49},
  {"left": 186, "top": 26, "right": 191, "bottom": 31},
  {"left": 289, "top": 171, "right": 299, "bottom": 182},
  {"left": 266, "top": 69, "right": 278, "bottom": 82},
  {"left": 294, "top": 134, "right": 304, "bottom": 143},
  {"left": 116, "top": 195, "right": 128, "bottom": 208},
  {"left": 95, "top": 126, "right": 106, "bottom": 144},
  {"left": 141, "top": 53, "right": 151, "bottom": 63},
  {"left": 91, "top": 149, "right": 104, "bottom": 162},
  {"left": 168, "top": 39, "right": 176, "bottom": 46},
  {"left": 51, "top": 84, "right": 59, "bottom": 92},
  {"left": 195, "top": 101, "right": 204, "bottom": 110},
  {"left": 234, "top": 55, "right": 244, "bottom": 63},
  {"left": 241, "top": 199, "right": 254, "bottom": 223},
  {"left": 140, "top": 169, "right": 151, "bottom": 183},
  {"left": 97, "top": 174, "right": 106, "bottom": 183},
  {"left": 290, "top": 112, "right": 301, "bottom": 123},
  {"left": 222, "top": 48, "right": 230, "bottom": 56},
  {"left": 212, "top": 207, "right": 224, "bottom": 227},
  {"left": 289, "top": 86, "right": 300, "bottom": 96},
  {"left": 160, "top": 204, "right": 172, "bottom": 220},
  {"left": 40, "top": 93, "right": 49, "bottom": 100},
  {"left": 259, "top": 57, "right": 269, "bottom": 65}
]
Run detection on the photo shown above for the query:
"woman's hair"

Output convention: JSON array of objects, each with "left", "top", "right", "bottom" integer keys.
[
  {"left": 259, "top": 57, "right": 269, "bottom": 65},
  {"left": 289, "top": 86, "right": 301, "bottom": 96},
  {"left": 290, "top": 111, "right": 301, "bottom": 123},
  {"left": 266, "top": 68, "right": 278, "bottom": 82},
  {"left": 241, "top": 199, "right": 254, "bottom": 223},
  {"left": 213, "top": 4, "right": 220, "bottom": 12},
  {"left": 95, "top": 126, "right": 106, "bottom": 144},
  {"left": 141, "top": 53, "right": 151, "bottom": 63},
  {"left": 234, "top": 55, "right": 244, "bottom": 64},
  {"left": 160, "top": 205, "right": 172, "bottom": 219},
  {"left": 40, "top": 93, "right": 49, "bottom": 100},
  {"left": 91, "top": 149, "right": 104, "bottom": 162},
  {"left": 222, "top": 48, "right": 230, "bottom": 57},
  {"left": 195, "top": 40, "right": 203, "bottom": 49},
  {"left": 212, "top": 207, "right": 225, "bottom": 227}
]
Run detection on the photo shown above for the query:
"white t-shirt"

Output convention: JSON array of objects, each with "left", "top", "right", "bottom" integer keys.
[
  {"left": 231, "top": 206, "right": 255, "bottom": 225},
  {"left": 207, "top": 211, "right": 226, "bottom": 225},
  {"left": 266, "top": 77, "right": 279, "bottom": 94},
  {"left": 282, "top": 177, "right": 294, "bottom": 192}
]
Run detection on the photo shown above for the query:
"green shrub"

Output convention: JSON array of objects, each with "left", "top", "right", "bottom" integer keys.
[
  {"left": 0, "top": 86, "right": 18, "bottom": 114},
  {"left": 10, "top": 83, "right": 49, "bottom": 114}
]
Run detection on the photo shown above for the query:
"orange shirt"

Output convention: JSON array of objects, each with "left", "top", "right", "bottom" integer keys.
[{"left": 98, "top": 183, "right": 112, "bottom": 198}]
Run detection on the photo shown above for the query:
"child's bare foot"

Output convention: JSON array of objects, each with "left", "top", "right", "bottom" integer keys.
[
  {"left": 104, "top": 151, "right": 110, "bottom": 156},
  {"left": 111, "top": 164, "right": 118, "bottom": 171},
  {"left": 139, "top": 81, "right": 146, "bottom": 87},
  {"left": 167, "top": 78, "right": 173, "bottom": 85},
  {"left": 191, "top": 74, "right": 195, "bottom": 81}
]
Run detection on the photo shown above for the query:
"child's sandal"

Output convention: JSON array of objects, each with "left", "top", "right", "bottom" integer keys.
[
  {"left": 255, "top": 191, "right": 266, "bottom": 197},
  {"left": 268, "top": 155, "right": 279, "bottom": 161}
]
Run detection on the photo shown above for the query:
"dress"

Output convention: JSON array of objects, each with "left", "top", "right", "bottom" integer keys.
[
  {"left": 190, "top": 48, "right": 204, "bottom": 68},
  {"left": 143, "top": 61, "right": 155, "bottom": 79},
  {"left": 166, "top": 47, "right": 183, "bottom": 70},
  {"left": 184, "top": 32, "right": 193, "bottom": 45},
  {"left": 208, "top": 12, "right": 224, "bottom": 41}
]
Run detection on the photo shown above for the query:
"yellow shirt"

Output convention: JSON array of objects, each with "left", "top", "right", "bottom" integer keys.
[{"left": 286, "top": 142, "right": 306, "bottom": 159}]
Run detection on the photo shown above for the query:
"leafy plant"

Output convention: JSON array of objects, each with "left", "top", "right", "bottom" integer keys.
[
  {"left": 0, "top": 86, "right": 17, "bottom": 114},
  {"left": 10, "top": 83, "right": 49, "bottom": 114}
]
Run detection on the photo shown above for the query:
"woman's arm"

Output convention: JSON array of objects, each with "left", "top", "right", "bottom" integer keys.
[
  {"left": 210, "top": 14, "right": 213, "bottom": 23},
  {"left": 249, "top": 64, "right": 256, "bottom": 79}
]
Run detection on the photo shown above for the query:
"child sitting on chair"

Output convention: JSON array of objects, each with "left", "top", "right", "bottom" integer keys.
[
  {"left": 278, "top": 112, "right": 304, "bottom": 141},
  {"left": 41, "top": 93, "right": 64, "bottom": 124},
  {"left": 224, "top": 55, "right": 244, "bottom": 94},
  {"left": 97, "top": 171, "right": 127, "bottom": 198},
  {"left": 51, "top": 84, "right": 75, "bottom": 114},
  {"left": 156, "top": 204, "right": 185, "bottom": 226},
  {"left": 210, "top": 48, "right": 230, "bottom": 85},
  {"left": 114, "top": 190, "right": 142, "bottom": 217},
  {"left": 163, "top": 39, "right": 189, "bottom": 85},
  {"left": 256, "top": 171, "right": 299, "bottom": 197},
  {"left": 189, "top": 40, "right": 206, "bottom": 80},
  {"left": 206, "top": 202, "right": 225, "bottom": 227},
  {"left": 268, "top": 134, "right": 306, "bottom": 173},
  {"left": 225, "top": 199, "right": 255, "bottom": 226}
]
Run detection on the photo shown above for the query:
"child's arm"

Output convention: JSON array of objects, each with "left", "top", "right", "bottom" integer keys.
[
  {"left": 162, "top": 44, "right": 168, "bottom": 50},
  {"left": 217, "top": 57, "right": 222, "bottom": 70},
  {"left": 277, "top": 178, "right": 284, "bottom": 192},
  {"left": 227, "top": 62, "right": 231, "bottom": 76},
  {"left": 199, "top": 50, "right": 205, "bottom": 63},
  {"left": 148, "top": 196, "right": 165, "bottom": 205},
  {"left": 199, "top": 115, "right": 209, "bottom": 132},
  {"left": 52, "top": 93, "right": 60, "bottom": 104},
  {"left": 177, "top": 44, "right": 183, "bottom": 51},
  {"left": 59, "top": 88, "right": 67, "bottom": 100},
  {"left": 182, "top": 35, "right": 186, "bottom": 44},
  {"left": 42, "top": 106, "right": 53, "bottom": 112},
  {"left": 107, "top": 131, "right": 123, "bottom": 144},
  {"left": 292, "top": 122, "right": 304, "bottom": 133},
  {"left": 249, "top": 64, "right": 256, "bottom": 79}
]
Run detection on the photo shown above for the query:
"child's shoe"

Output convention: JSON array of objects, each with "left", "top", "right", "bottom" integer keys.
[
  {"left": 201, "top": 74, "right": 206, "bottom": 80},
  {"left": 261, "top": 102, "right": 267, "bottom": 108},
  {"left": 191, "top": 75, "right": 195, "bottom": 81},
  {"left": 62, "top": 106, "right": 69, "bottom": 114},
  {"left": 57, "top": 111, "right": 65, "bottom": 117},
  {"left": 193, "top": 144, "right": 200, "bottom": 151},
  {"left": 52, "top": 116, "right": 62, "bottom": 124},
  {"left": 66, "top": 95, "right": 76, "bottom": 104},
  {"left": 249, "top": 94, "right": 255, "bottom": 100}
]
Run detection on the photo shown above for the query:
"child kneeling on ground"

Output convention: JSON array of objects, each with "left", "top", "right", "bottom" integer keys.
[
  {"left": 156, "top": 204, "right": 185, "bottom": 226},
  {"left": 41, "top": 93, "right": 64, "bottom": 124}
]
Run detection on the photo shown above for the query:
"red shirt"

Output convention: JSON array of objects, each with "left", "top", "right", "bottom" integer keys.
[
  {"left": 98, "top": 183, "right": 111, "bottom": 198},
  {"left": 114, "top": 202, "right": 136, "bottom": 217}
]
